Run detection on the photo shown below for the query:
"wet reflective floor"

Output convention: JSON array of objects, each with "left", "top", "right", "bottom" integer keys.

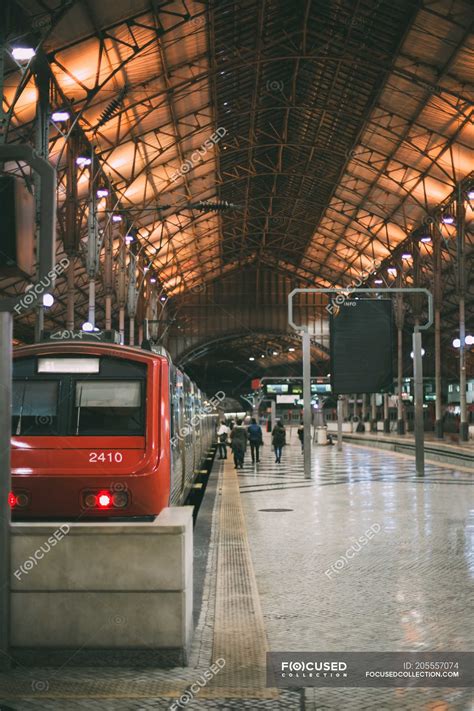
[
  {"left": 240, "top": 431, "right": 473, "bottom": 709},
  {"left": 0, "top": 433, "right": 472, "bottom": 710}
]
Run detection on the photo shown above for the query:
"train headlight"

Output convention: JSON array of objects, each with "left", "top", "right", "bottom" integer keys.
[
  {"left": 84, "top": 493, "right": 98, "bottom": 508},
  {"left": 112, "top": 491, "right": 128, "bottom": 508}
]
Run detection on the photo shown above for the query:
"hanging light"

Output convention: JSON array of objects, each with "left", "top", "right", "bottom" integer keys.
[
  {"left": 453, "top": 336, "right": 473, "bottom": 348},
  {"left": 466, "top": 184, "right": 474, "bottom": 201},
  {"left": 82, "top": 321, "right": 94, "bottom": 332},
  {"left": 12, "top": 46, "right": 36, "bottom": 61},
  {"left": 76, "top": 155, "right": 91, "bottom": 167},
  {"left": 51, "top": 110, "right": 70, "bottom": 122},
  {"left": 387, "top": 267, "right": 397, "bottom": 276},
  {"left": 112, "top": 214, "right": 122, "bottom": 223},
  {"left": 96, "top": 187, "right": 109, "bottom": 198},
  {"left": 401, "top": 253, "right": 412, "bottom": 260},
  {"left": 441, "top": 212, "right": 455, "bottom": 225},
  {"left": 150, "top": 276, "right": 157, "bottom": 284},
  {"left": 288, "top": 347, "right": 295, "bottom": 352},
  {"left": 420, "top": 234, "right": 431, "bottom": 243},
  {"left": 159, "top": 294, "right": 167, "bottom": 303},
  {"left": 249, "top": 356, "right": 255, "bottom": 361},
  {"left": 42, "top": 293, "right": 54, "bottom": 307},
  {"left": 374, "top": 279, "right": 383, "bottom": 285},
  {"left": 125, "top": 233, "right": 134, "bottom": 244}
]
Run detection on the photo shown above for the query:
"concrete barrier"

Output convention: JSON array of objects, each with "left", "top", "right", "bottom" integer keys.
[{"left": 10, "top": 506, "right": 194, "bottom": 665}]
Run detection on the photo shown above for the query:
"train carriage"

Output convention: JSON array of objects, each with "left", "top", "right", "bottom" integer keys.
[{"left": 9, "top": 333, "right": 217, "bottom": 519}]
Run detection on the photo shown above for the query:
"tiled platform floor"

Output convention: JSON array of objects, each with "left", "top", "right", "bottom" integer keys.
[{"left": 0, "top": 432, "right": 472, "bottom": 710}]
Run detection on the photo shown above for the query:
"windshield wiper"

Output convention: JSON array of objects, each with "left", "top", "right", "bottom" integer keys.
[
  {"left": 75, "top": 385, "right": 83, "bottom": 435},
  {"left": 16, "top": 383, "right": 26, "bottom": 436}
]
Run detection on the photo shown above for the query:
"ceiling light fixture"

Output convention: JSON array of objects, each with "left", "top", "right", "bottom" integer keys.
[
  {"left": 51, "top": 110, "right": 70, "bottom": 122},
  {"left": 12, "top": 46, "right": 36, "bottom": 61}
]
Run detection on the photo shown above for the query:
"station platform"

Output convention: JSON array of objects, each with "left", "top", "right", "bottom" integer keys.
[
  {"left": 334, "top": 430, "right": 474, "bottom": 471},
  {"left": 0, "top": 433, "right": 472, "bottom": 710}
]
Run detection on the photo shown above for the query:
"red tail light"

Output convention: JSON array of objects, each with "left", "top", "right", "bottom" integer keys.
[
  {"left": 9, "top": 491, "right": 30, "bottom": 508},
  {"left": 98, "top": 492, "right": 112, "bottom": 508}
]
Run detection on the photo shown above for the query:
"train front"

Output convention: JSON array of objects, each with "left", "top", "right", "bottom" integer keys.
[{"left": 10, "top": 337, "right": 171, "bottom": 520}]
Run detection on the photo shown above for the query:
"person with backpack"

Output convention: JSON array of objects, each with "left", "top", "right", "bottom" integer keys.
[
  {"left": 216, "top": 419, "right": 230, "bottom": 459},
  {"left": 247, "top": 417, "right": 263, "bottom": 463},
  {"left": 272, "top": 419, "right": 286, "bottom": 464}
]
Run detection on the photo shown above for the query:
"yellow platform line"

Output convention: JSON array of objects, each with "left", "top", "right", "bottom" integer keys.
[{"left": 207, "top": 459, "right": 278, "bottom": 699}]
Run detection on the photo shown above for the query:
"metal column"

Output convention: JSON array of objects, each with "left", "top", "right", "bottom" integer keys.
[
  {"left": 383, "top": 393, "right": 390, "bottom": 433},
  {"left": 395, "top": 288, "right": 405, "bottom": 435},
  {"left": 457, "top": 185, "right": 468, "bottom": 440},
  {"left": 270, "top": 399, "right": 276, "bottom": 430},
  {"left": 0, "top": 146, "right": 56, "bottom": 669},
  {"left": 371, "top": 393, "right": 377, "bottom": 432},
  {"left": 66, "top": 258, "right": 75, "bottom": 330},
  {"left": 302, "top": 329, "right": 312, "bottom": 479},
  {"left": 412, "top": 329, "right": 425, "bottom": 475},
  {"left": 0, "top": 312, "right": 12, "bottom": 669},
  {"left": 337, "top": 396, "right": 343, "bottom": 451},
  {"left": 433, "top": 228, "right": 443, "bottom": 438}
]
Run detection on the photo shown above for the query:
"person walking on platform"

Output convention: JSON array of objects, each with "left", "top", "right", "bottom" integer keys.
[
  {"left": 272, "top": 419, "right": 286, "bottom": 463},
  {"left": 247, "top": 417, "right": 263, "bottom": 463},
  {"left": 217, "top": 419, "right": 230, "bottom": 459},
  {"left": 230, "top": 419, "right": 248, "bottom": 469},
  {"left": 297, "top": 420, "right": 304, "bottom": 453}
]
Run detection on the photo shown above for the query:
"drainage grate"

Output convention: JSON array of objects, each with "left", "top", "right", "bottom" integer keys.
[{"left": 258, "top": 508, "right": 294, "bottom": 512}]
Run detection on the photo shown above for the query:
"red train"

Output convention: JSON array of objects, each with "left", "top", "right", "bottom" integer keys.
[{"left": 10, "top": 331, "right": 219, "bottom": 519}]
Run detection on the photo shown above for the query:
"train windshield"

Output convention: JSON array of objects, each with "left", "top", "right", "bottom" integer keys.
[
  {"left": 74, "top": 380, "right": 143, "bottom": 435},
  {"left": 12, "top": 381, "right": 59, "bottom": 435}
]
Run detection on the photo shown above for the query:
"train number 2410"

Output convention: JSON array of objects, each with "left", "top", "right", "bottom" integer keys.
[{"left": 89, "top": 452, "right": 123, "bottom": 463}]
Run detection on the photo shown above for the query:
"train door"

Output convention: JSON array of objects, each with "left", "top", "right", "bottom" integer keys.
[
  {"left": 170, "top": 366, "right": 186, "bottom": 504},
  {"left": 193, "top": 386, "right": 202, "bottom": 472}
]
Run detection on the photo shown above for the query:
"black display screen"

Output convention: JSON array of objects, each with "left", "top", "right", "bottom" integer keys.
[{"left": 330, "top": 299, "right": 393, "bottom": 394}]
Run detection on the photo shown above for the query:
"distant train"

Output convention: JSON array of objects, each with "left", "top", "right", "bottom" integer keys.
[{"left": 10, "top": 332, "right": 218, "bottom": 519}]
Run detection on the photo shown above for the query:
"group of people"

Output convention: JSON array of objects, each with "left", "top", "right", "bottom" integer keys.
[{"left": 216, "top": 417, "right": 287, "bottom": 468}]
